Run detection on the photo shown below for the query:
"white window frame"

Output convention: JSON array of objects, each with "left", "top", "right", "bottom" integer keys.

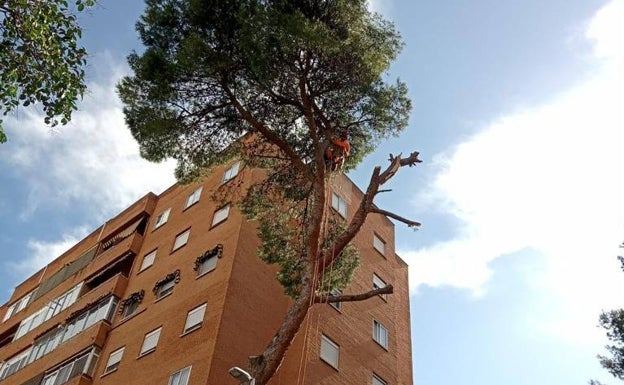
[
  {"left": 211, "top": 204, "right": 230, "bottom": 227},
  {"left": 331, "top": 192, "right": 347, "bottom": 218},
  {"left": 153, "top": 208, "right": 171, "bottom": 230},
  {"left": 139, "top": 249, "right": 157, "bottom": 272},
  {"left": 40, "top": 348, "right": 97, "bottom": 385},
  {"left": 320, "top": 334, "right": 339, "bottom": 369},
  {"left": 139, "top": 327, "right": 162, "bottom": 356},
  {"left": 373, "top": 234, "right": 386, "bottom": 256},
  {"left": 28, "top": 326, "right": 63, "bottom": 364},
  {"left": 14, "top": 283, "right": 83, "bottom": 341},
  {"left": 61, "top": 296, "right": 118, "bottom": 343},
  {"left": 183, "top": 303, "right": 207, "bottom": 334},
  {"left": 0, "top": 348, "right": 31, "bottom": 380},
  {"left": 103, "top": 347, "right": 124, "bottom": 375},
  {"left": 373, "top": 274, "right": 387, "bottom": 301},
  {"left": 168, "top": 366, "right": 192, "bottom": 385},
  {"left": 172, "top": 229, "right": 191, "bottom": 251},
  {"left": 3, "top": 303, "right": 17, "bottom": 322},
  {"left": 372, "top": 374, "right": 388, "bottom": 385},
  {"left": 222, "top": 161, "right": 241, "bottom": 183},
  {"left": 185, "top": 187, "right": 203, "bottom": 209},
  {"left": 373, "top": 320, "right": 389, "bottom": 349},
  {"left": 3, "top": 289, "right": 34, "bottom": 322}
]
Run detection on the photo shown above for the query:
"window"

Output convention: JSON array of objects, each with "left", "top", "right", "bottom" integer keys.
[
  {"left": 373, "top": 274, "right": 387, "bottom": 301},
  {"left": 320, "top": 334, "right": 339, "bottom": 369},
  {"left": 197, "top": 254, "right": 218, "bottom": 276},
  {"left": 0, "top": 349, "right": 31, "bottom": 380},
  {"left": 2, "top": 289, "right": 34, "bottom": 322},
  {"left": 103, "top": 347, "right": 124, "bottom": 374},
  {"left": 211, "top": 204, "right": 230, "bottom": 227},
  {"left": 222, "top": 161, "right": 241, "bottom": 183},
  {"left": 373, "top": 234, "right": 386, "bottom": 256},
  {"left": 183, "top": 303, "right": 207, "bottom": 334},
  {"left": 185, "top": 187, "right": 203, "bottom": 209},
  {"left": 28, "top": 327, "right": 63, "bottom": 364},
  {"left": 156, "top": 280, "right": 175, "bottom": 299},
  {"left": 139, "top": 327, "right": 162, "bottom": 356},
  {"left": 14, "top": 283, "right": 82, "bottom": 341},
  {"left": 40, "top": 348, "right": 99, "bottom": 385},
  {"left": 331, "top": 192, "right": 347, "bottom": 218},
  {"left": 168, "top": 366, "right": 192, "bottom": 385},
  {"left": 329, "top": 289, "right": 342, "bottom": 311},
  {"left": 3, "top": 303, "right": 17, "bottom": 323},
  {"left": 122, "top": 300, "right": 139, "bottom": 319},
  {"left": 194, "top": 244, "right": 223, "bottom": 277},
  {"left": 153, "top": 208, "right": 171, "bottom": 230},
  {"left": 61, "top": 296, "right": 118, "bottom": 343},
  {"left": 154, "top": 270, "right": 180, "bottom": 300},
  {"left": 140, "top": 250, "right": 157, "bottom": 272},
  {"left": 373, "top": 320, "right": 389, "bottom": 349},
  {"left": 14, "top": 309, "right": 43, "bottom": 341},
  {"left": 372, "top": 374, "right": 388, "bottom": 385},
  {"left": 120, "top": 291, "right": 144, "bottom": 320},
  {"left": 172, "top": 229, "right": 191, "bottom": 251}
]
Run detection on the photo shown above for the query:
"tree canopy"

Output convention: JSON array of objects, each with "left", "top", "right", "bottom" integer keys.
[
  {"left": 593, "top": 255, "right": 624, "bottom": 384},
  {"left": 120, "top": 1, "right": 419, "bottom": 384},
  {"left": 0, "top": 0, "right": 95, "bottom": 143}
]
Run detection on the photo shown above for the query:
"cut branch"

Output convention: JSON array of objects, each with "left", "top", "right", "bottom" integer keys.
[
  {"left": 314, "top": 285, "right": 394, "bottom": 304},
  {"left": 318, "top": 150, "right": 422, "bottom": 273},
  {"left": 378, "top": 151, "right": 422, "bottom": 186},
  {"left": 370, "top": 207, "right": 420, "bottom": 228}
]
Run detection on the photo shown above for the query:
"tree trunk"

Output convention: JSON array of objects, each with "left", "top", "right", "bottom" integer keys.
[{"left": 249, "top": 270, "right": 315, "bottom": 385}]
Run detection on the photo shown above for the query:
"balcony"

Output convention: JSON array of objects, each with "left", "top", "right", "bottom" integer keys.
[
  {"left": 61, "top": 320, "right": 110, "bottom": 356},
  {"left": 98, "top": 193, "right": 157, "bottom": 242},
  {"left": 65, "top": 374, "right": 93, "bottom": 385},
  {"left": 84, "top": 232, "right": 143, "bottom": 280},
  {"left": 1, "top": 322, "right": 110, "bottom": 385},
  {"left": 71, "top": 273, "right": 128, "bottom": 316},
  {"left": 0, "top": 274, "right": 127, "bottom": 360}
]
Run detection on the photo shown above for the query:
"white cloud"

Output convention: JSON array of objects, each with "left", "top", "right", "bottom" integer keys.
[
  {"left": 2, "top": 53, "right": 177, "bottom": 221},
  {"left": 8, "top": 228, "right": 89, "bottom": 276},
  {"left": 0, "top": 53, "right": 177, "bottom": 279},
  {"left": 404, "top": 0, "right": 624, "bottom": 343},
  {"left": 367, "top": 0, "right": 391, "bottom": 16}
]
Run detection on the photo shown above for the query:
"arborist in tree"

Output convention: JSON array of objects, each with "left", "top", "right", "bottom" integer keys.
[{"left": 324, "top": 131, "right": 351, "bottom": 171}]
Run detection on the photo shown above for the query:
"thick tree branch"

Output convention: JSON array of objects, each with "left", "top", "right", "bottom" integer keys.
[
  {"left": 297, "top": 63, "right": 326, "bottom": 263},
  {"left": 310, "top": 98, "right": 334, "bottom": 137},
  {"left": 318, "top": 152, "right": 422, "bottom": 273},
  {"left": 370, "top": 207, "right": 420, "bottom": 228},
  {"left": 221, "top": 81, "right": 312, "bottom": 180},
  {"left": 314, "top": 285, "right": 393, "bottom": 304}
]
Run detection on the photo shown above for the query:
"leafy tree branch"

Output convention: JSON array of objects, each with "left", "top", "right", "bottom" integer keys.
[{"left": 0, "top": 0, "right": 96, "bottom": 142}]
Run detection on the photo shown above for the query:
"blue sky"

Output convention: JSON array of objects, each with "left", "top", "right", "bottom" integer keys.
[{"left": 0, "top": 1, "right": 622, "bottom": 384}]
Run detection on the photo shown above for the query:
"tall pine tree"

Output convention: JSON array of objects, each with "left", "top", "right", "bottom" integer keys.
[{"left": 119, "top": 1, "right": 420, "bottom": 383}]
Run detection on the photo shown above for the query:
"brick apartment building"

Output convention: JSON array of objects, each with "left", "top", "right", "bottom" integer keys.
[{"left": 0, "top": 160, "right": 413, "bottom": 385}]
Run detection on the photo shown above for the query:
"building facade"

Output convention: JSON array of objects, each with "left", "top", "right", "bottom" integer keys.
[{"left": 0, "top": 161, "right": 413, "bottom": 385}]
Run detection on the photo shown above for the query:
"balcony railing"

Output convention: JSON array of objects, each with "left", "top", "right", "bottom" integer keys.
[{"left": 0, "top": 297, "right": 117, "bottom": 383}]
